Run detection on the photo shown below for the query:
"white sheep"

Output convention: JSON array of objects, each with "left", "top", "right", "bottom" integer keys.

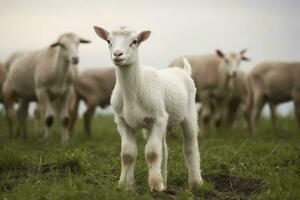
[
  {"left": 247, "top": 62, "right": 300, "bottom": 135},
  {"left": 69, "top": 67, "right": 116, "bottom": 135},
  {"left": 3, "top": 33, "right": 90, "bottom": 142},
  {"left": 94, "top": 26, "right": 203, "bottom": 191},
  {"left": 169, "top": 50, "right": 250, "bottom": 134}
]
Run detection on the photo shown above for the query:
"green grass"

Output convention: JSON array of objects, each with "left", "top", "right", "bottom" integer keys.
[{"left": 0, "top": 114, "right": 299, "bottom": 199}]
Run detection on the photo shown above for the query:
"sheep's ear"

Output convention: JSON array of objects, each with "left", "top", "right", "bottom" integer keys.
[
  {"left": 240, "top": 49, "right": 247, "bottom": 55},
  {"left": 94, "top": 26, "right": 109, "bottom": 41},
  {"left": 79, "top": 38, "right": 91, "bottom": 44},
  {"left": 137, "top": 30, "right": 151, "bottom": 44},
  {"left": 50, "top": 42, "right": 60, "bottom": 48},
  {"left": 216, "top": 49, "right": 225, "bottom": 58},
  {"left": 242, "top": 56, "right": 250, "bottom": 61}
]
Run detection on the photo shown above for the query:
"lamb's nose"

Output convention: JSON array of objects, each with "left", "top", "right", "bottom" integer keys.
[
  {"left": 72, "top": 57, "right": 79, "bottom": 65},
  {"left": 113, "top": 50, "right": 123, "bottom": 57}
]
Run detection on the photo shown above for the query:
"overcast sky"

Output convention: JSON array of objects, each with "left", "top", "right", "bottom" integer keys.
[{"left": 0, "top": 0, "right": 299, "bottom": 114}]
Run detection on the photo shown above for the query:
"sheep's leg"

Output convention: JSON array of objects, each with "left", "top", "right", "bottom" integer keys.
[
  {"left": 17, "top": 99, "right": 29, "bottom": 139},
  {"left": 116, "top": 117, "right": 137, "bottom": 190},
  {"left": 292, "top": 92, "right": 300, "bottom": 130},
  {"left": 57, "top": 91, "right": 72, "bottom": 144},
  {"left": 34, "top": 103, "right": 44, "bottom": 135},
  {"left": 83, "top": 104, "right": 96, "bottom": 136},
  {"left": 244, "top": 94, "right": 253, "bottom": 134},
  {"left": 36, "top": 89, "right": 55, "bottom": 141},
  {"left": 68, "top": 93, "right": 79, "bottom": 136},
  {"left": 250, "top": 92, "right": 265, "bottom": 136},
  {"left": 269, "top": 103, "right": 277, "bottom": 132},
  {"left": 200, "top": 104, "right": 211, "bottom": 135},
  {"left": 145, "top": 114, "right": 168, "bottom": 191},
  {"left": 181, "top": 107, "right": 203, "bottom": 190},
  {"left": 3, "top": 87, "right": 17, "bottom": 138},
  {"left": 226, "top": 98, "right": 240, "bottom": 129}
]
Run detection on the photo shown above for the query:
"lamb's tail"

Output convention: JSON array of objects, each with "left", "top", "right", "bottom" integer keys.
[{"left": 182, "top": 57, "right": 192, "bottom": 76}]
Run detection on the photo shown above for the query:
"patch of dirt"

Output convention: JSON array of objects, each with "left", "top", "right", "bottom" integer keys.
[{"left": 203, "top": 173, "right": 263, "bottom": 200}]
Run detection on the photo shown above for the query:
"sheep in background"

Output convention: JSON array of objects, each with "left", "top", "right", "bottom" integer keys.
[
  {"left": 3, "top": 33, "right": 90, "bottom": 142},
  {"left": 222, "top": 69, "right": 250, "bottom": 129},
  {"left": 69, "top": 67, "right": 116, "bottom": 136},
  {"left": 0, "top": 62, "right": 5, "bottom": 102},
  {"left": 247, "top": 62, "right": 300, "bottom": 135},
  {"left": 94, "top": 26, "right": 203, "bottom": 191},
  {"left": 169, "top": 50, "right": 250, "bottom": 134}
]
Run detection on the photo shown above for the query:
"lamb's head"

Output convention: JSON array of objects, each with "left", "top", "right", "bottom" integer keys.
[
  {"left": 94, "top": 26, "right": 151, "bottom": 67},
  {"left": 50, "top": 33, "right": 91, "bottom": 65},
  {"left": 216, "top": 49, "right": 250, "bottom": 77}
]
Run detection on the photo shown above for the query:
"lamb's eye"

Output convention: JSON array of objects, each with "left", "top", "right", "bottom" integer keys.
[
  {"left": 107, "top": 40, "right": 111, "bottom": 45},
  {"left": 130, "top": 40, "right": 137, "bottom": 46}
]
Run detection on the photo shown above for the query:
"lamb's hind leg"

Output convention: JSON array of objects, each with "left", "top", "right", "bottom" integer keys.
[
  {"left": 292, "top": 90, "right": 300, "bottom": 130},
  {"left": 181, "top": 107, "right": 203, "bottom": 190},
  {"left": 145, "top": 114, "right": 168, "bottom": 191},
  {"left": 116, "top": 117, "right": 137, "bottom": 190}
]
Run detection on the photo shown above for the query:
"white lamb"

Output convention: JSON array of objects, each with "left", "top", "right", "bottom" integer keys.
[{"left": 94, "top": 26, "right": 203, "bottom": 191}]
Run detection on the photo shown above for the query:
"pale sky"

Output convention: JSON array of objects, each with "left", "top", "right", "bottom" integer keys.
[{"left": 0, "top": 0, "right": 299, "bottom": 114}]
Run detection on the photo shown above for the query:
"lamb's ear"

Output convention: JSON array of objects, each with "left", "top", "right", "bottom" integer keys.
[
  {"left": 137, "top": 30, "right": 151, "bottom": 44},
  {"left": 216, "top": 49, "right": 225, "bottom": 58},
  {"left": 94, "top": 26, "right": 109, "bottom": 41},
  {"left": 50, "top": 42, "right": 60, "bottom": 48},
  {"left": 79, "top": 38, "right": 91, "bottom": 43}
]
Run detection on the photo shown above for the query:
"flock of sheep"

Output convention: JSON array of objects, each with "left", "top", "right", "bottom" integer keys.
[{"left": 0, "top": 26, "right": 299, "bottom": 192}]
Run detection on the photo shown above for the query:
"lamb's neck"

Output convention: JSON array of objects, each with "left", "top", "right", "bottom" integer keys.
[{"left": 116, "top": 61, "right": 142, "bottom": 100}]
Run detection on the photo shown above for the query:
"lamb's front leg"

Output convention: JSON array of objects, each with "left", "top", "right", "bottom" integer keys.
[
  {"left": 116, "top": 117, "right": 137, "bottom": 190},
  {"left": 145, "top": 114, "right": 168, "bottom": 191}
]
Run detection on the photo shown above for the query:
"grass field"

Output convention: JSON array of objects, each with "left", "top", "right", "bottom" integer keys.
[{"left": 0, "top": 113, "right": 299, "bottom": 200}]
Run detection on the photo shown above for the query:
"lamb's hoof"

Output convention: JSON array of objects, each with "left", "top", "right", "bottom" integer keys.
[{"left": 149, "top": 176, "right": 165, "bottom": 192}]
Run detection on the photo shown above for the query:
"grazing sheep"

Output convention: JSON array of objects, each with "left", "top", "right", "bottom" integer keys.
[
  {"left": 69, "top": 67, "right": 116, "bottom": 136},
  {"left": 247, "top": 62, "right": 300, "bottom": 135},
  {"left": 94, "top": 26, "right": 203, "bottom": 191},
  {"left": 169, "top": 50, "right": 250, "bottom": 134},
  {"left": 3, "top": 33, "right": 90, "bottom": 142}
]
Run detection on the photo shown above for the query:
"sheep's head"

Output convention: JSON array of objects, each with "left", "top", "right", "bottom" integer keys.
[
  {"left": 50, "top": 33, "right": 91, "bottom": 65},
  {"left": 94, "top": 26, "right": 151, "bottom": 67},
  {"left": 216, "top": 49, "right": 250, "bottom": 77}
]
